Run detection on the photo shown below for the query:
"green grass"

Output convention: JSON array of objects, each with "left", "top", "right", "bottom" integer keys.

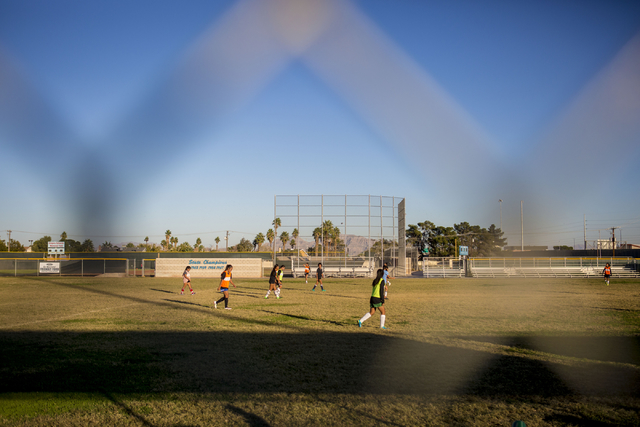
[{"left": 1, "top": 276, "right": 639, "bottom": 426}]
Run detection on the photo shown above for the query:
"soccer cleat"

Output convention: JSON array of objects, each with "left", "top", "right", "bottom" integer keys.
[
  {"left": 312, "top": 288, "right": 315, "bottom": 291},
  {"left": 180, "top": 291, "right": 184, "bottom": 295},
  {"left": 380, "top": 326, "right": 387, "bottom": 329},
  {"left": 214, "top": 301, "right": 217, "bottom": 309},
  {"left": 322, "top": 289, "right": 326, "bottom": 292},
  {"left": 191, "top": 291, "right": 195, "bottom": 295},
  {"left": 264, "top": 296, "right": 268, "bottom": 299},
  {"left": 225, "top": 307, "right": 232, "bottom": 310},
  {"left": 358, "top": 320, "right": 362, "bottom": 328}
]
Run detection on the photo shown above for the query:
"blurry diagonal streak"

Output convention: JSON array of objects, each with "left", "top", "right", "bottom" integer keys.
[
  {"left": 0, "top": 0, "right": 638, "bottom": 240},
  {"left": 528, "top": 31, "right": 640, "bottom": 213}
]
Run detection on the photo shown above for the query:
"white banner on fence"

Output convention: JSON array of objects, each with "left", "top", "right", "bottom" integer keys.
[
  {"left": 155, "top": 258, "right": 263, "bottom": 278},
  {"left": 39, "top": 262, "right": 60, "bottom": 274}
]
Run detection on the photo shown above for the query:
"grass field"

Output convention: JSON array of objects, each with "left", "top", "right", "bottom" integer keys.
[{"left": 1, "top": 275, "right": 639, "bottom": 426}]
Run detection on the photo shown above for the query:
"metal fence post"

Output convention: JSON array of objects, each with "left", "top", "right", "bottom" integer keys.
[{"left": 81, "top": 259, "right": 84, "bottom": 277}]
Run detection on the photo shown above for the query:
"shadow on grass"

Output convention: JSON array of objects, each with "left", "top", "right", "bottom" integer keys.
[
  {"left": 102, "top": 391, "right": 155, "bottom": 427},
  {"left": 150, "top": 288, "right": 175, "bottom": 295},
  {"left": 226, "top": 405, "right": 271, "bottom": 427},
  {"left": 260, "top": 310, "right": 346, "bottom": 326},
  {"left": 1, "top": 331, "right": 638, "bottom": 399},
  {"left": 457, "top": 336, "right": 640, "bottom": 365},
  {"left": 163, "top": 298, "right": 211, "bottom": 309},
  {"left": 544, "top": 413, "right": 616, "bottom": 427}
]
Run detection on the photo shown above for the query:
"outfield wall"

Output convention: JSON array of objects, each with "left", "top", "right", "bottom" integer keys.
[{"left": 155, "top": 258, "right": 263, "bottom": 278}]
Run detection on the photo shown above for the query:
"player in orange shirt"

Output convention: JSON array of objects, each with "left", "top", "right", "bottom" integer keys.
[
  {"left": 304, "top": 263, "right": 310, "bottom": 284},
  {"left": 215, "top": 265, "right": 236, "bottom": 309},
  {"left": 602, "top": 263, "right": 611, "bottom": 286}
]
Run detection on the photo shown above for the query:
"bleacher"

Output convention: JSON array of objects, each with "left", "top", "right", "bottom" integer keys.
[
  {"left": 469, "top": 258, "right": 639, "bottom": 278},
  {"left": 290, "top": 257, "right": 375, "bottom": 278}
]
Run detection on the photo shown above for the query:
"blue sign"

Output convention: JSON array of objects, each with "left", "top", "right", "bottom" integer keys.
[{"left": 459, "top": 246, "right": 469, "bottom": 256}]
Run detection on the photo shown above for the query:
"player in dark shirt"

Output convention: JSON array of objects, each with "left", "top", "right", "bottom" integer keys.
[
  {"left": 312, "top": 263, "right": 325, "bottom": 291},
  {"left": 265, "top": 265, "right": 281, "bottom": 299}
]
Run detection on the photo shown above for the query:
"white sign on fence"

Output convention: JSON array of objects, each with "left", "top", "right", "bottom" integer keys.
[
  {"left": 48, "top": 242, "right": 65, "bottom": 255},
  {"left": 155, "top": 258, "right": 263, "bottom": 278},
  {"left": 39, "top": 262, "right": 60, "bottom": 274}
]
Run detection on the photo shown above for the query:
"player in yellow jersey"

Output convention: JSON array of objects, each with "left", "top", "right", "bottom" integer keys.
[{"left": 357, "top": 269, "right": 387, "bottom": 329}]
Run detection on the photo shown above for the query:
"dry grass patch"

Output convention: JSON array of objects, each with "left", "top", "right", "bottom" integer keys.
[{"left": 1, "top": 276, "right": 639, "bottom": 426}]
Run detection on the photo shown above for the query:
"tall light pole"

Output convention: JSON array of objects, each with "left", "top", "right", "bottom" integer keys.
[
  {"left": 520, "top": 201, "right": 524, "bottom": 251},
  {"left": 499, "top": 199, "right": 502, "bottom": 231},
  {"left": 7, "top": 230, "right": 11, "bottom": 252}
]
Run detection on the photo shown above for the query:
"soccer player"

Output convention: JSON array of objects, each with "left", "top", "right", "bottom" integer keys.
[
  {"left": 358, "top": 269, "right": 387, "bottom": 329},
  {"left": 304, "top": 263, "right": 310, "bottom": 283},
  {"left": 265, "top": 264, "right": 281, "bottom": 299},
  {"left": 312, "top": 262, "right": 325, "bottom": 291},
  {"left": 277, "top": 265, "right": 285, "bottom": 297},
  {"left": 181, "top": 266, "right": 195, "bottom": 295},
  {"left": 215, "top": 264, "right": 236, "bottom": 309},
  {"left": 603, "top": 263, "right": 612, "bottom": 286},
  {"left": 382, "top": 263, "right": 394, "bottom": 298}
]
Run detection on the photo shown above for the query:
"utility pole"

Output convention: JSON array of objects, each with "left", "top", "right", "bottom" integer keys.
[
  {"left": 225, "top": 230, "right": 229, "bottom": 252},
  {"left": 583, "top": 215, "right": 587, "bottom": 251},
  {"left": 499, "top": 199, "right": 503, "bottom": 231},
  {"left": 611, "top": 227, "right": 618, "bottom": 257},
  {"left": 520, "top": 201, "right": 524, "bottom": 251},
  {"left": 7, "top": 230, "right": 11, "bottom": 252}
]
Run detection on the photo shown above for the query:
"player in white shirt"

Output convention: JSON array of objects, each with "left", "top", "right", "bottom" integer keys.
[{"left": 181, "top": 266, "right": 195, "bottom": 295}]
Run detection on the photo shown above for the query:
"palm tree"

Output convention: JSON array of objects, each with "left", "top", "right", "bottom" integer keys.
[
  {"left": 290, "top": 239, "right": 296, "bottom": 250},
  {"left": 144, "top": 236, "right": 149, "bottom": 249},
  {"left": 215, "top": 236, "right": 220, "bottom": 251},
  {"left": 280, "top": 231, "right": 289, "bottom": 253},
  {"left": 160, "top": 240, "right": 167, "bottom": 251},
  {"left": 170, "top": 236, "right": 178, "bottom": 250},
  {"left": 332, "top": 226, "right": 341, "bottom": 255},
  {"left": 292, "top": 228, "right": 299, "bottom": 253},
  {"left": 272, "top": 217, "right": 281, "bottom": 251},
  {"left": 254, "top": 232, "right": 265, "bottom": 251},
  {"left": 266, "top": 229, "right": 274, "bottom": 247},
  {"left": 60, "top": 231, "right": 67, "bottom": 241},
  {"left": 195, "top": 237, "right": 202, "bottom": 252},
  {"left": 322, "top": 220, "right": 333, "bottom": 255},
  {"left": 165, "top": 230, "right": 172, "bottom": 251},
  {"left": 313, "top": 227, "right": 322, "bottom": 256}
]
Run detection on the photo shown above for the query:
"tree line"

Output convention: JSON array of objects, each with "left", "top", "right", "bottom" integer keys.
[
  {"left": 406, "top": 221, "right": 507, "bottom": 257},
  {"left": 251, "top": 218, "right": 346, "bottom": 255},
  {"left": 3, "top": 220, "right": 506, "bottom": 256}
]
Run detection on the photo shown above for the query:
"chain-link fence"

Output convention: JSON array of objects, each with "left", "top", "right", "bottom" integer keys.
[{"left": 0, "top": 258, "right": 130, "bottom": 277}]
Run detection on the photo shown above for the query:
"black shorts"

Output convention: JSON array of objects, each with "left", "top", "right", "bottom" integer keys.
[{"left": 370, "top": 297, "right": 384, "bottom": 308}]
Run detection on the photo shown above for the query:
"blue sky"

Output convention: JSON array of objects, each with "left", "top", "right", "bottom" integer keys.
[{"left": 1, "top": 0, "right": 639, "bottom": 249}]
